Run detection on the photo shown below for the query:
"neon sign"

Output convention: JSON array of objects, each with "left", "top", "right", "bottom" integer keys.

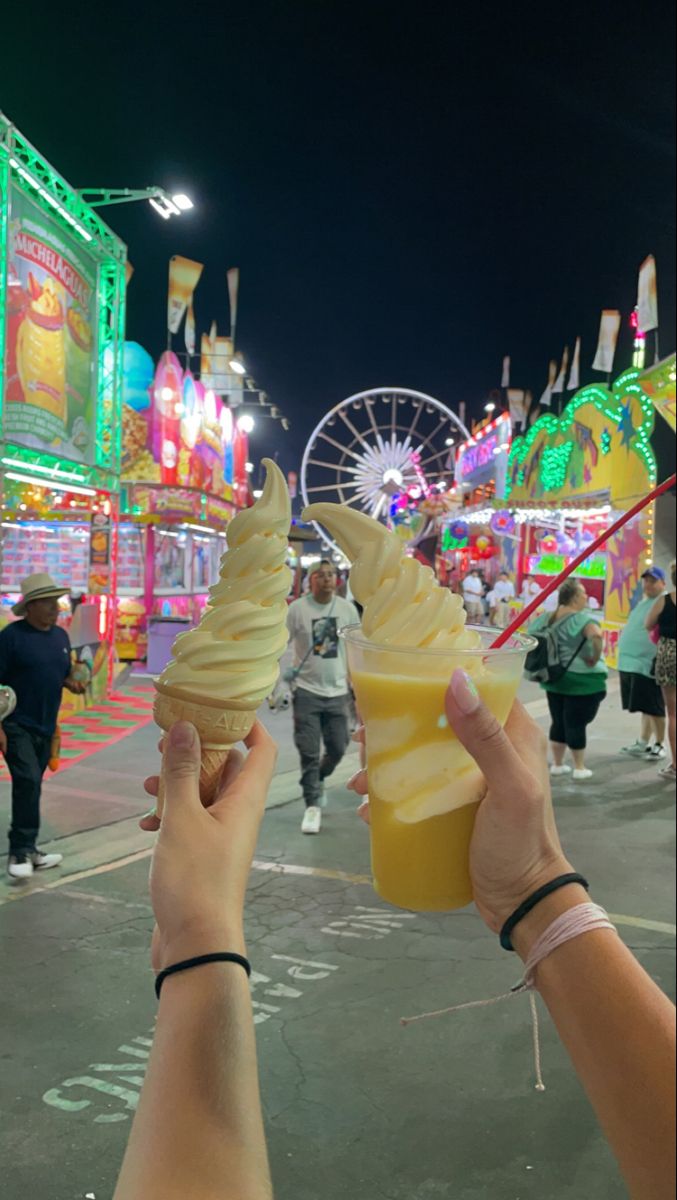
[{"left": 455, "top": 413, "right": 511, "bottom": 484}]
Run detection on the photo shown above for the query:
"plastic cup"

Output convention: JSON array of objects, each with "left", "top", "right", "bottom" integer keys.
[{"left": 343, "top": 625, "right": 535, "bottom": 912}]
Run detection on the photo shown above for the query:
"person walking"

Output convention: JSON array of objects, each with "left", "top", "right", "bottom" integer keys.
[
  {"left": 488, "top": 570, "right": 515, "bottom": 628},
  {"left": 0, "top": 573, "right": 86, "bottom": 878},
  {"left": 520, "top": 574, "right": 541, "bottom": 605},
  {"left": 618, "top": 566, "right": 667, "bottom": 761},
  {"left": 646, "top": 560, "right": 677, "bottom": 781},
  {"left": 286, "top": 560, "right": 360, "bottom": 834},
  {"left": 529, "top": 579, "right": 607, "bottom": 781},
  {"left": 462, "top": 568, "right": 484, "bottom": 622}
]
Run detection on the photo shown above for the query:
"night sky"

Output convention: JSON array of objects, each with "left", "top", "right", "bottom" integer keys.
[{"left": 3, "top": 0, "right": 675, "bottom": 480}]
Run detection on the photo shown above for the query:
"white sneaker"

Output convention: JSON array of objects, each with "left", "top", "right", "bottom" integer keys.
[
  {"left": 8, "top": 854, "right": 34, "bottom": 879},
  {"left": 32, "top": 850, "right": 63, "bottom": 871},
  {"left": 550, "top": 764, "right": 572, "bottom": 776},
  {"left": 646, "top": 743, "right": 666, "bottom": 760},
  {"left": 659, "top": 763, "right": 676, "bottom": 780},
  {"left": 620, "top": 740, "right": 649, "bottom": 757},
  {"left": 572, "top": 768, "right": 593, "bottom": 781},
  {"left": 301, "top": 806, "right": 322, "bottom": 834}
]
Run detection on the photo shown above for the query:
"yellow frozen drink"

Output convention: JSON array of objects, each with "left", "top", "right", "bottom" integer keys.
[{"left": 302, "top": 502, "right": 533, "bottom": 911}]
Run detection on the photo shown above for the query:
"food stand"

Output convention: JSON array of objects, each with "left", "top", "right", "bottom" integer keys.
[
  {"left": 0, "top": 113, "right": 125, "bottom": 702},
  {"left": 116, "top": 345, "right": 249, "bottom": 663}
]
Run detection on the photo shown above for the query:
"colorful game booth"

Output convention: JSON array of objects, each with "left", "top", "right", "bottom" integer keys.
[
  {"left": 116, "top": 346, "right": 250, "bottom": 665},
  {"left": 439, "top": 367, "right": 666, "bottom": 664}
]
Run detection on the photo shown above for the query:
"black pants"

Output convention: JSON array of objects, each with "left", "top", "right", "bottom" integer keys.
[
  {"left": 546, "top": 690, "right": 605, "bottom": 752},
  {"left": 4, "top": 722, "right": 51, "bottom": 855},
  {"left": 292, "top": 687, "right": 350, "bottom": 806}
]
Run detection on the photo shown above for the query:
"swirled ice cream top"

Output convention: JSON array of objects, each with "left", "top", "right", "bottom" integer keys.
[
  {"left": 157, "top": 458, "right": 291, "bottom": 704},
  {"left": 302, "top": 503, "right": 480, "bottom": 650}
]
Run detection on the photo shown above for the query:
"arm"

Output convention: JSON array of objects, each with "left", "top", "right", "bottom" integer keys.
[
  {"left": 645, "top": 595, "right": 666, "bottom": 632},
  {"left": 64, "top": 675, "right": 87, "bottom": 694},
  {"left": 513, "top": 890, "right": 676, "bottom": 1200},
  {"left": 115, "top": 966, "right": 271, "bottom": 1200},
  {"left": 349, "top": 681, "right": 676, "bottom": 1200},
  {"left": 62, "top": 634, "right": 86, "bottom": 695},
  {"left": 449, "top": 681, "right": 675, "bottom": 1200},
  {"left": 582, "top": 620, "right": 603, "bottom": 665},
  {"left": 113, "top": 720, "right": 277, "bottom": 1200}
]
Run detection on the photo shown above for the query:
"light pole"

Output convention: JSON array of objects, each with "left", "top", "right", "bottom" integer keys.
[{"left": 76, "top": 187, "right": 194, "bottom": 219}]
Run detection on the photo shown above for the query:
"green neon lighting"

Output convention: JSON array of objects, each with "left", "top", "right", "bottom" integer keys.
[
  {"left": 531, "top": 552, "right": 607, "bottom": 579},
  {"left": 0, "top": 114, "right": 126, "bottom": 261},
  {"left": 540, "top": 442, "right": 573, "bottom": 492},
  {"left": 1, "top": 114, "right": 127, "bottom": 492},
  {"left": 506, "top": 369, "right": 656, "bottom": 500}
]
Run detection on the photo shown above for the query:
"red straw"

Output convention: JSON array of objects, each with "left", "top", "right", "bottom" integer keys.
[{"left": 490, "top": 473, "right": 676, "bottom": 649}]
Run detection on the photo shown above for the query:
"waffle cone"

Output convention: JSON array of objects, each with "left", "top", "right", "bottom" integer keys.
[{"left": 153, "top": 687, "right": 257, "bottom": 817}]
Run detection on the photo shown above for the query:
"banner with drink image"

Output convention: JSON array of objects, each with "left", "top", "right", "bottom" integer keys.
[{"left": 3, "top": 185, "right": 98, "bottom": 464}]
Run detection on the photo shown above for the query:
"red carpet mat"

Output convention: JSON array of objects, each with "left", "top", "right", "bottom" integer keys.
[{"left": 0, "top": 688, "right": 155, "bottom": 779}]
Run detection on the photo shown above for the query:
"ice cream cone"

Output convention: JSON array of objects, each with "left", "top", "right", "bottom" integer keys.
[
  {"left": 153, "top": 687, "right": 256, "bottom": 817},
  {"left": 152, "top": 457, "right": 292, "bottom": 820}
]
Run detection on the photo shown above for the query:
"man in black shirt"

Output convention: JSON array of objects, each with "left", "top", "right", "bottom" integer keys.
[{"left": 0, "top": 574, "right": 85, "bottom": 879}]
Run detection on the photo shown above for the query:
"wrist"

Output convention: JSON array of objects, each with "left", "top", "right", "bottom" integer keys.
[
  {"left": 159, "top": 922, "right": 246, "bottom": 971},
  {"left": 511, "top": 883, "right": 590, "bottom": 961}
]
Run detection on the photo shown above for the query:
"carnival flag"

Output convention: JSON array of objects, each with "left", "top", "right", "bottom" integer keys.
[
  {"left": 167, "top": 256, "right": 204, "bottom": 334},
  {"left": 507, "top": 388, "right": 526, "bottom": 430},
  {"left": 637, "top": 255, "right": 658, "bottom": 334},
  {"left": 227, "top": 267, "right": 240, "bottom": 342},
  {"left": 501, "top": 356, "right": 511, "bottom": 388},
  {"left": 124, "top": 260, "right": 134, "bottom": 287},
  {"left": 567, "top": 337, "right": 581, "bottom": 391},
  {"left": 185, "top": 302, "right": 196, "bottom": 357},
  {"left": 592, "top": 310, "right": 621, "bottom": 373},
  {"left": 539, "top": 359, "right": 558, "bottom": 407},
  {"left": 552, "top": 346, "right": 569, "bottom": 394},
  {"left": 524, "top": 389, "right": 534, "bottom": 425}
]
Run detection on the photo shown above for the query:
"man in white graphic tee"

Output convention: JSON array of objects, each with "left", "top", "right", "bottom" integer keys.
[
  {"left": 462, "top": 569, "right": 485, "bottom": 622},
  {"left": 286, "top": 560, "right": 360, "bottom": 834}
]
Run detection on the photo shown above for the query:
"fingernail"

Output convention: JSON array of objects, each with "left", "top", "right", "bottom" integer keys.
[
  {"left": 451, "top": 669, "right": 480, "bottom": 714},
  {"left": 169, "top": 721, "right": 196, "bottom": 748}
]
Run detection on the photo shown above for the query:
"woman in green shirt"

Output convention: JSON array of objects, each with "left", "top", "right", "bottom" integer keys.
[{"left": 529, "top": 579, "right": 608, "bottom": 781}]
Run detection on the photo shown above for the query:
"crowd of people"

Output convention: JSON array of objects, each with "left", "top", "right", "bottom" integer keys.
[{"left": 454, "top": 561, "right": 676, "bottom": 783}]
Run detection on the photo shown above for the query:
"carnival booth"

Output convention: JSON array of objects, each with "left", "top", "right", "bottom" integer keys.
[
  {"left": 116, "top": 346, "right": 249, "bottom": 663},
  {"left": 438, "top": 369, "right": 660, "bottom": 660},
  {"left": 436, "top": 413, "right": 513, "bottom": 588},
  {"left": 0, "top": 114, "right": 125, "bottom": 705},
  {"left": 503, "top": 368, "right": 657, "bottom": 662}
]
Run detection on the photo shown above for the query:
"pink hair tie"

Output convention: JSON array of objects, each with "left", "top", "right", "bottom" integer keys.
[{"left": 401, "top": 903, "right": 617, "bottom": 1092}]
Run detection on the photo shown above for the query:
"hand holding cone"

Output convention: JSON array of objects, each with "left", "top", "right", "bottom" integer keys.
[{"left": 154, "top": 458, "right": 291, "bottom": 816}]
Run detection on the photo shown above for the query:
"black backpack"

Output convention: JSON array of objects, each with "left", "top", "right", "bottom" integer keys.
[{"left": 524, "top": 614, "right": 587, "bottom": 684}]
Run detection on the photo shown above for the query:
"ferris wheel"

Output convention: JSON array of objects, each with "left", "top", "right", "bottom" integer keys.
[{"left": 300, "top": 387, "right": 470, "bottom": 552}]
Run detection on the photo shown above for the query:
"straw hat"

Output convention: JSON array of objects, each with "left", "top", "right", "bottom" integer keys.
[{"left": 12, "top": 573, "right": 69, "bottom": 616}]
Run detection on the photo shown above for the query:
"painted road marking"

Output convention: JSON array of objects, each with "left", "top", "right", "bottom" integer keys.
[
  {"left": 42, "top": 954, "right": 342, "bottom": 1121},
  {"left": 607, "top": 913, "right": 676, "bottom": 935},
  {"left": 1, "top": 846, "right": 673, "bottom": 938}
]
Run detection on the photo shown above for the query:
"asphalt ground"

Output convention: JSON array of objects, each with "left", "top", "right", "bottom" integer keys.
[{"left": 0, "top": 675, "right": 674, "bottom": 1199}]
